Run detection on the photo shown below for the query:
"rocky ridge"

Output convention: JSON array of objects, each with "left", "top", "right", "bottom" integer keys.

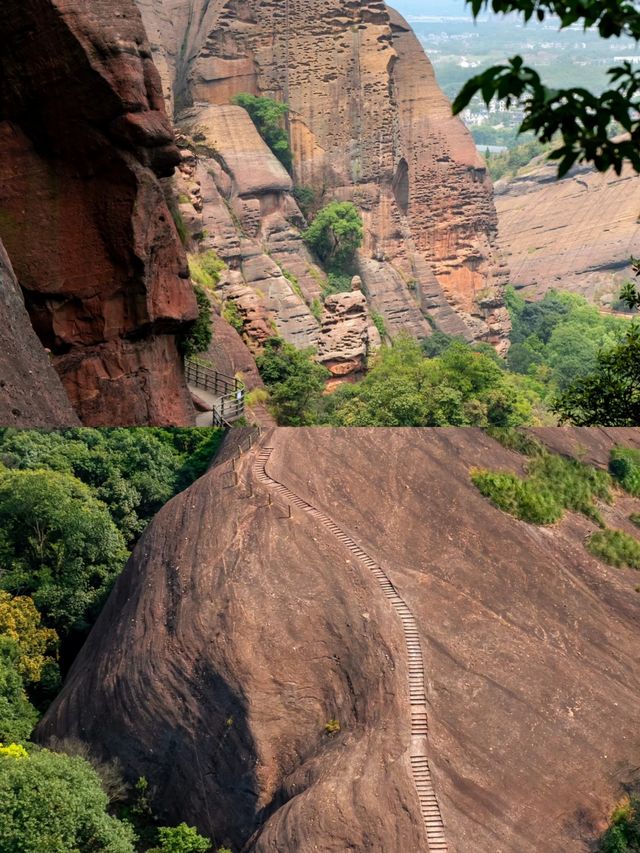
[
  {"left": 39, "top": 427, "right": 640, "bottom": 852},
  {"left": 0, "top": 0, "right": 198, "bottom": 425},
  {"left": 136, "top": 0, "right": 511, "bottom": 366}
]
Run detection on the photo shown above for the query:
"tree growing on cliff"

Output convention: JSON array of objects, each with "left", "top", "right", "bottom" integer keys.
[
  {"left": 452, "top": 0, "right": 640, "bottom": 176},
  {"left": 231, "top": 93, "right": 293, "bottom": 172},
  {"left": 179, "top": 284, "right": 212, "bottom": 359},
  {"left": 303, "top": 202, "right": 364, "bottom": 269},
  {"left": 256, "top": 337, "right": 329, "bottom": 426}
]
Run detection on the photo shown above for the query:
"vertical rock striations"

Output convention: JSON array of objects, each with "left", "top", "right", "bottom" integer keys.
[
  {"left": 137, "top": 0, "right": 510, "bottom": 352},
  {"left": 0, "top": 0, "right": 198, "bottom": 425}
]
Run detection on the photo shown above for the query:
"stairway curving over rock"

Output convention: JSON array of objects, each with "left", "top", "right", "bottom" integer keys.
[{"left": 253, "top": 445, "right": 448, "bottom": 851}]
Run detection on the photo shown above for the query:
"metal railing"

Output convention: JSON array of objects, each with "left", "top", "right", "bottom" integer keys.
[{"left": 185, "top": 358, "right": 245, "bottom": 428}]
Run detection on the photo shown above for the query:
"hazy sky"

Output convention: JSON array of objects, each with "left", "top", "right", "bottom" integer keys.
[{"left": 391, "top": 1, "right": 469, "bottom": 17}]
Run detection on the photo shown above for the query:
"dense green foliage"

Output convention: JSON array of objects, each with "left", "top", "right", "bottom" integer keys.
[
  {"left": 0, "top": 640, "right": 38, "bottom": 744},
  {"left": 151, "top": 824, "right": 211, "bottom": 853},
  {"left": 610, "top": 447, "right": 640, "bottom": 496},
  {"left": 484, "top": 137, "right": 550, "bottom": 180},
  {"left": 0, "top": 429, "right": 224, "bottom": 547},
  {"left": 231, "top": 94, "right": 292, "bottom": 172},
  {"left": 587, "top": 528, "right": 640, "bottom": 569},
  {"left": 553, "top": 322, "right": 640, "bottom": 425},
  {"left": 506, "top": 287, "right": 629, "bottom": 392},
  {"left": 257, "top": 338, "right": 329, "bottom": 426},
  {"left": 471, "top": 443, "right": 611, "bottom": 525},
  {"left": 303, "top": 202, "right": 364, "bottom": 268},
  {"left": 453, "top": 0, "right": 640, "bottom": 175},
  {"left": 599, "top": 796, "right": 640, "bottom": 852},
  {"left": 179, "top": 285, "right": 213, "bottom": 359},
  {"left": 0, "top": 746, "right": 137, "bottom": 853},
  {"left": 321, "top": 336, "right": 535, "bottom": 427},
  {"left": 0, "top": 470, "right": 128, "bottom": 637}
]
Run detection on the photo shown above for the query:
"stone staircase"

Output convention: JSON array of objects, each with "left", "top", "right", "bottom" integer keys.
[{"left": 253, "top": 446, "right": 448, "bottom": 852}]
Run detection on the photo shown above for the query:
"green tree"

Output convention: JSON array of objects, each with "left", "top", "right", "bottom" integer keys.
[
  {"left": 151, "top": 823, "right": 211, "bottom": 853},
  {"left": 0, "top": 746, "right": 136, "bottom": 853},
  {"left": 0, "top": 640, "right": 38, "bottom": 743},
  {"left": 179, "top": 285, "right": 213, "bottom": 359},
  {"left": 256, "top": 337, "right": 329, "bottom": 426},
  {"left": 231, "top": 94, "right": 292, "bottom": 172},
  {"left": 303, "top": 202, "right": 364, "bottom": 268},
  {"left": 553, "top": 322, "right": 640, "bottom": 424},
  {"left": 0, "top": 469, "right": 129, "bottom": 636},
  {"left": 599, "top": 796, "right": 640, "bottom": 852},
  {"left": 452, "top": 0, "right": 640, "bottom": 175}
]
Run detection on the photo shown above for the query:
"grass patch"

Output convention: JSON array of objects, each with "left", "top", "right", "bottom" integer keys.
[
  {"left": 471, "top": 449, "right": 611, "bottom": 526},
  {"left": 371, "top": 311, "right": 387, "bottom": 341},
  {"left": 223, "top": 300, "right": 243, "bottom": 334},
  {"left": 281, "top": 268, "right": 304, "bottom": 300},
  {"left": 188, "top": 250, "right": 226, "bottom": 290},
  {"left": 610, "top": 446, "right": 640, "bottom": 497},
  {"left": 245, "top": 388, "right": 269, "bottom": 407},
  {"left": 587, "top": 529, "right": 640, "bottom": 570},
  {"left": 311, "top": 298, "right": 323, "bottom": 322}
]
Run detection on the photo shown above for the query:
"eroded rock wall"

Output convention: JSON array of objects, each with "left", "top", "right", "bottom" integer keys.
[
  {"left": 0, "top": 241, "right": 79, "bottom": 426},
  {"left": 0, "top": 0, "right": 198, "bottom": 425},
  {"left": 136, "top": 0, "right": 510, "bottom": 354}
]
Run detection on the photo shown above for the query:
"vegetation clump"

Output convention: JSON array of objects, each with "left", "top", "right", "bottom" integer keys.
[
  {"left": 471, "top": 442, "right": 611, "bottom": 525},
  {"left": 257, "top": 337, "right": 329, "bottom": 426},
  {"left": 610, "top": 447, "right": 640, "bottom": 497},
  {"left": 231, "top": 93, "right": 292, "bottom": 172},
  {"left": 303, "top": 202, "right": 364, "bottom": 269},
  {"left": 188, "top": 251, "right": 226, "bottom": 291},
  {"left": 324, "top": 719, "right": 341, "bottom": 736},
  {"left": 180, "top": 285, "right": 212, "bottom": 359},
  {"left": 587, "top": 529, "right": 640, "bottom": 571},
  {"left": 599, "top": 795, "right": 640, "bottom": 852},
  {"left": 223, "top": 300, "right": 244, "bottom": 334}
]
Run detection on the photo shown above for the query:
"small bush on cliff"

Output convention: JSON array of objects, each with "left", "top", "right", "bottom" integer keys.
[
  {"left": 599, "top": 795, "right": 640, "bottom": 852},
  {"left": 231, "top": 94, "right": 292, "bottom": 172},
  {"left": 150, "top": 823, "right": 211, "bottom": 853},
  {"left": 0, "top": 745, "right": 137, "bottom": 853},
  {"left": 587, "top": 529, "right": 640, "bottom": 570},
  {"left": 610, "top": 447, "right": 640, "bottom": 497},
  {"left": 303, "top": 202, "right": 364, "bottom": 269},
  {"left": 222, "top": 300, "right": 244, "bottom": 334},
  {"left": 257, "top": 337, "right": 328, "bottom": 426},
  {"left": 180, "top": 285, "right": 212, "bottom": 359}
]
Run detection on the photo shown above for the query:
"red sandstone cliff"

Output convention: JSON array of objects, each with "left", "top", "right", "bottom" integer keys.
[
  {"left": 0, "top": 240, "right": 79, "bottom": 426},
  {"left": 0, "top": 0, "right": 198, "bottom": 425},
  {"left": 136, "top": 0, "right": 510, "bottom": 357},
  {"left": 39, "top": 428, "right": 640, "bottom": 851}
]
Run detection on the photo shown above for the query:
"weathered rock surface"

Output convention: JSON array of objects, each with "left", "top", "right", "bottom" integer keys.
[
  {"left": 136, "top": 0, "right": 510, "bottom": 353},
  {"left": 0, "top": 0, "right": 198, "bottom": 425},
  {"left": 495, "top": 156, "right": 640, "bottom": 303},
  {"left": 317, "top": 290, "right": 373, "bottom": 376},
  {"left": 40, "top": 427, "right": 640, "bottom": 852},
  {"left": 0, "top": 241, "right": 79, "bottom": 426}
]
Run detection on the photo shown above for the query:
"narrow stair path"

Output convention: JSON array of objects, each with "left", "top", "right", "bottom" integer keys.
[{"left": 252, "top": 447, "right": 448, "bottom": 852}]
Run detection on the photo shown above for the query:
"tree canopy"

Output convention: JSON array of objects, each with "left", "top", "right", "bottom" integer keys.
[
  {"left": 231, "top": 93, "right": 292, "bottom": 172},
  {"left": 303, "top": 202, "right": 364, "bottom": 268},
  {"left": 452, "top": 0, "right": 640, "bottom": 175}
]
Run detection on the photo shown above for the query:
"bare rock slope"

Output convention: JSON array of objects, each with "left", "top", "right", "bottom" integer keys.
[
  {"left": 0, "top": 241, "right": 78, "bottom": 426},
  {"left": 136, "top": 0, "right": 510, "bottom": 356},
  {"left": 495, "top": 156, "right": 640, "bottom": 303},
  {"left": 0, "top": 0, "right": 198, "bottom": 425},
  {"left": 40, "top": 428, "right": 640, "bottom": 852}
]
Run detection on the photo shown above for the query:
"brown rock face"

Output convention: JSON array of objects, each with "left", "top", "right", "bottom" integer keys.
[
  {"left": 0, "top": 0, "right": 198, "bottom": 425},
  {"left": 136, "top": 0, "right": 510, "bottom": 351},
  {"left": 495, "top": 157, "right": 640, "bottom": 303},
  {"left": 0, "top": 241, "right": 78, "bottom": 426},
  {"left": 40, "top": 428, "right": 640, "bottom": 852}
]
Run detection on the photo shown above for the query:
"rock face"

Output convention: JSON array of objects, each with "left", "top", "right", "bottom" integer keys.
[
  {"left": 0, "top": 241, "right": 79, "bottom": 426},
  {"left": 317, "top": 290, "right": 375, "bottom": 377},
  {"left": 0, "top": 0, "right": 198, "bottom": 425},
  {"left": 136, "top": 0, "right": 510, "bottom": 354},
  {"left": 40, "top": 427, "right": 640, "bottom": 852},
  {"left": 495, "top": 157, "right": 640, "bottom": 304}
]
